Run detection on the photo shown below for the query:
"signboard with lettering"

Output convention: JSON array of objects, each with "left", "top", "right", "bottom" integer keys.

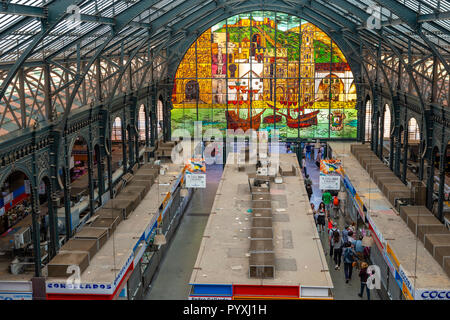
[
  {"left": 0, "top": 292, "right": 32, "bottom": 300},
  {"left": 185, "top": 158, "right": 206, "bottom": 189},
  {"left": 414, "top": 289, "right": 450, "bottom": 300},
  {"left": 398, "top": 265, "right": 414, "bottom": 298},
  {"left": 188, "top": 296, "right": 232, "bottom": 300},
  {"left": 319, "top": 160, "right": 342, "bottom": 190},
  {"left": 186, "top": 174, "right": 206, "bottom": 188}
]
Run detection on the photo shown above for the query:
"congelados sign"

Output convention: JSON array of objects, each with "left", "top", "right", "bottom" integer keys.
[{"left": 46, "top": 282, "right": 114, "bottom": 295}]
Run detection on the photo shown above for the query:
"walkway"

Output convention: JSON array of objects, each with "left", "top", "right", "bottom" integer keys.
[
  {"left": 303, "top": 151, "right": 381, "bottom": 300},
  {"left": 145, "top": 164, "right": 223, "bottom": 300},
  {"left": 145, "top": 147, "right": 381, "bottom": 300}
]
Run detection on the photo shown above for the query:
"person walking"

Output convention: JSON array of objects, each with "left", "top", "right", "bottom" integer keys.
[
  {"left": 354, "top": 235, "right": 365, "bottom": 262},
  {"left": 315, "top": 148, "right": 322, "bottom": 168},
  {"left": 314, "top": 140, "right": 321, "bottom": 160},
  {"left": 332, "top": 231, "right": 344, "bottom": 270},
  {"left": 332, "top": 195, "right": 340, "bottom": 219},
  {"left": 317, "top": 202, "right": 326, "bottom": 233},
  {"left": 343, "top": 242, "right": 358, "bottom": 283},
  {"left": 328, "top": 222, "right": 340, "bottom": 259},
  {"left": 305, "top": 174, "right": 313, "bottom": 200},
  {"left": 358, "top": 262, "right": 371, "bottom": 300},
  {"left": 342, "top": 225, "right": 349, "bottom": 243},
  {"left": 322, "top": 190, "right": 332, "bottom": 216},
  {"left": 311, "top": 203, "right": 318, "bottom": 228},
  {"left": 305, "top": 143, "right": 312, "bottom": 160},
  {"left": 302, "top": 157, "right": 307, "bottom": 176},
  {"left": 347, "top": 230, "right": 356, "bottom": 247}
]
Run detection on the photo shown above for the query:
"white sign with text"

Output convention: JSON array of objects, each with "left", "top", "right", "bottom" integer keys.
[
  {"left": 319, "top": 175, "right": 340, "bottom": 190},
  {"left": 186, "top": 174, "right": 206, "bottom": 188}
]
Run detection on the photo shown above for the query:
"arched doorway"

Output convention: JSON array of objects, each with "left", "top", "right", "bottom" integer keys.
[
  {"left": 379, "top": 104, "right": 391, "bottom": 159},
  {"left": 70, "top": 136, "right": 91, "bottom": 202},
  {"left": 429, "top": 146, "right": 440, "bottom": 215},
  {"left": 0, "top": 170, "right": 55, "bottom": 275},
  {"left": 0, "top": 171, "right": 33, "bottom": 235},
  {"left": 138, "top": 104, "right": 146, "bottom": 145},
  {"left": 157, "top": 99, "right": 164, "bottom": 138},
  {"left": 111, "top": 116, "right": 128, "bottom": 171},
  {"left": 407, "top": 117, "right": 421, "bottom": 175},
  {"left": 383, "top": 104, "right": 391, "bottom": 139}
]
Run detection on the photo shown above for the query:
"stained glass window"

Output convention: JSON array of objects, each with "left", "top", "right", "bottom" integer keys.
[{"left": 171, "top": 11, "right": 358, "bottom": 139}]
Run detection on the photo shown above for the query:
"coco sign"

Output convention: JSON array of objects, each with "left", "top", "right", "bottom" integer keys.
[{"left": 415, "top": 289, "right": 450, "bottom": 300}]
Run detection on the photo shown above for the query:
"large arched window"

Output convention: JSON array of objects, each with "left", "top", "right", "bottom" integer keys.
[
  {"left": 365, "top": 99, "right": 372, "bottom": 142},
  {"left": 171, "top": 11, "right": 357, "bottom": 139},
  {"left": 112, "top": 117, "right": 122, "bottom": 141},
  {"left": 408, "top": 117, "right": 420, "bottom": 141},
  {"left": 138, "top": 105, "right": 146, "bottom": 141},
  {"left": 384, "top": 104, "right": 391, "bottom": 139},
  {"left": 157, "top": 99, "right": 164, "bottom": 137}
]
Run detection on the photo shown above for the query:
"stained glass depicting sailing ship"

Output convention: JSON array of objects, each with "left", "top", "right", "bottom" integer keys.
[{"left": 171, "top": 11, "right": 358, "bottom": 139}]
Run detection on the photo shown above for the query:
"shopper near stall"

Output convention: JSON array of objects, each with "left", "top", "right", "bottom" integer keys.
[
  {"left": 305, "top": 174, "right": 313, "bottom": 200},
  {"left": 358, "top": 262, "right": 371, "bottom": 300},
  {"left": 328, "top": 222, "right": 340, "bottom": 258},
  {"left": 354, "top": 235, "right": 365, "bottom": 262},
  {"left": 347, "top": 230, "right": 356, "bottom": 247},
  {"left": 342, "top": 225, "right": 350, "bottom": 243},
  {"left": 311, "top": 203, "right": 318, "bottom": 227},
  {"left": 314, "top": 140, "right": 321, "bottom": 160},
  {"left": 305, "top": 143, "right": 312, "bottom": 160},
  {"left": 317, "top": 202, "right": 326, "bottom": 233},
  {"left": 322, "top": 190, "right": 332, "bottom": 215},
  {"left": 327, "top": 217, "right": 333, "bottom": 231},
  {"left": 315, "top": 148, "right": 322, "bottom": 168},
  {"left": 332, "top": 195, "right": 340, "bottom": 219},
  {"left": 332, "top": 231, "right": 344, "bottom": 270},
  {"left": 343, "top": 242, "right": 357, "bottom": 283},
  {"left": 302, "top": 157, "right": 307, "bottom": 176}
]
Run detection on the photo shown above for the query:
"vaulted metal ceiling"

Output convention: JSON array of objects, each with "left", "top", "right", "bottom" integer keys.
[{"left": 0, "top": 0, "right": 449, "bottom": 136}]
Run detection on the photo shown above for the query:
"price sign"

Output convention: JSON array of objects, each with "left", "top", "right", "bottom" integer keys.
[{"left": 185, "top": 174, "right": 206, "bottom": 188}]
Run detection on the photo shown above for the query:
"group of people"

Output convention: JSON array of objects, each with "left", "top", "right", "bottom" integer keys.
[
  {"left": 302, "top": 143, "right": 375, "bottom": 300},
  {"left": 311, "top": 194, "right": 373, "bottom": 300},
  {"left": 301, "top": 141, "right": 326, "bottom": 200}
]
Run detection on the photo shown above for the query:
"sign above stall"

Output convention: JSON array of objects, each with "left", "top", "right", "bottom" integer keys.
[
  {"left": 185, "top": 158, "right": 206, "bottom": 188},
  {"left": 319, "top": 159, "right": 342, "bottom": 190}
]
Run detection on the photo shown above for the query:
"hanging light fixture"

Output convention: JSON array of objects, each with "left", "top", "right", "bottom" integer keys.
[{"left": 153, "top": 227, "right": 166, "bottom": 246}]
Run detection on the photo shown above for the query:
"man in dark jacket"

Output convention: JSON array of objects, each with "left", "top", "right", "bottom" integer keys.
[{"left": 358, "top": 262, "right": 371, "bottom": 300}]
